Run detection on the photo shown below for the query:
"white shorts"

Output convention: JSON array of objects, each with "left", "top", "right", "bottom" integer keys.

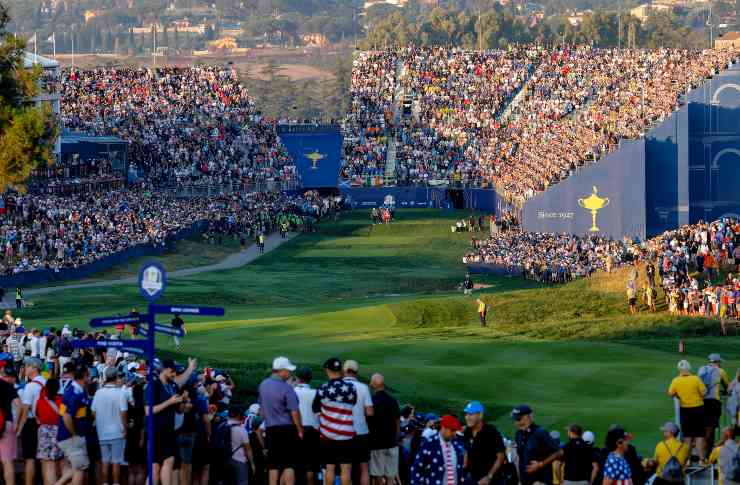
[{"left": 370, "top": 447, "right": 399, "bottom": 477}]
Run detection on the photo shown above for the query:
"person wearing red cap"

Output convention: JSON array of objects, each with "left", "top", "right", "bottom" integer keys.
[{"left": 410, "top": 415, "right": 466, "bottom": 485}]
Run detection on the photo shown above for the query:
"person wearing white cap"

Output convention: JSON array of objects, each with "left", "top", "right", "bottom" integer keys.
[
  {"left": 698, "top": 354, "right": 731, "bottom": 453},
  {"left": 669, "top": 360, "right": 708, "bottom": 461},
  {"left": 343, "top": 359, "right": 373, "bottom": 485},
  {"left": 258, "top": 357, "right": 303, "bottom": 485}
]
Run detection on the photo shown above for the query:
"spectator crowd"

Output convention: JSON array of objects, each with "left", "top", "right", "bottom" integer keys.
[
  {"left": 0, "top": 189, "right": 340, "bottom": 276},
  {"left": 340, "top": 46, "right": 737, "bottom": 204},
  {"left": 0, "top": 321, "right": 736, "bottom": 485},
  {"left": 61, "top": 66, "right": 300, "bottom": 191}
]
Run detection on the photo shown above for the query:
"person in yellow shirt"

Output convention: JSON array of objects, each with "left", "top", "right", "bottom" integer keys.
[
  {"left": 699, "top": 354, "right": 731, "bottom": 454},
  {"left": 476, "top": 298, "right": 487, "bottom": 327},
  {"left": 650, "top": 422, "right": 689, "bottom": 485},
  {"left": 668, "top": 360, "right": 708, "bottom": 461},
  {"left": 709, "top": 444, "right": 722, "bottom": 485}
]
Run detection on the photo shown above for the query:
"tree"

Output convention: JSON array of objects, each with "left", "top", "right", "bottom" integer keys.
[{"left": 0, "top": 2, "right": 58, "bottom": 191}]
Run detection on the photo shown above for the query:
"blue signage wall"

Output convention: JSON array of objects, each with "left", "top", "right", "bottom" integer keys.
[
  {"left": 279, "top": 127, "right": 343, "bottom": 189},
  {"left": 522, "top": 59, "right": 740, "bottom": 239},
  {"left": 522, "top": 139, "right": 647, "bottom": 239},
  {"left": 644, "top": 103, "right": 690, "bottom": 236},
  {"left": 687, "top": 63, "right": 740, "bottom": 223}
]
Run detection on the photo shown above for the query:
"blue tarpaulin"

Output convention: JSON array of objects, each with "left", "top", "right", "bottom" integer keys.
[{"left": 279, "top": 126, "right": 342, "bottom": 189}]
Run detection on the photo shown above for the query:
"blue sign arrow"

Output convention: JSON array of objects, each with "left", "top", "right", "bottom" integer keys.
[
  {"left": 73, "top": 339, "right": 151, "bottom": 352},
  {"left": 89, "top": 315, "right": 143, "bottom": 328},
  {"left": 139, "top": 323, "right": 184, "bottom": 337},
  {"left": 149, "top": 305, "right": 225, "bottom": 316}
]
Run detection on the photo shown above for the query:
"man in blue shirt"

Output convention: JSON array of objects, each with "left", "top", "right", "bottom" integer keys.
[
  {"left": 56, "top": 365, "right": 91, "bottom": 485},
  {"left": 258, "top": 356, "right": 303, "bottom": 485}
]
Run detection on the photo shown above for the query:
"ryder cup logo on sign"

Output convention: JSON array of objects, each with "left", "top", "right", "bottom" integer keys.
[{"left": 139, "top": 262, "right": 167, "bottom": 302}]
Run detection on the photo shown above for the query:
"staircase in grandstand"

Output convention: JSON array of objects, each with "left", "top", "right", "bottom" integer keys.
[{"left": 385, "top": 58, "right": 406, "bottom": 186}]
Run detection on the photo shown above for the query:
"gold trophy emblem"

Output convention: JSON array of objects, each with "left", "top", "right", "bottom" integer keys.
[
  {"left": 305, "top": 150, "right": 325, "bottom": 170},
  {"left": 578, "top": 186, "right": 610, "bottom": 232}
]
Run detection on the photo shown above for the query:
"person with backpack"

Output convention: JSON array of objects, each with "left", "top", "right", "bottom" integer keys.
[
  {"left": 36, "top": 378, "right": 63, "bottom": 485},
  {"left": 699, "top": 354, "right": 731, "bottom": 454},
  {"left": 669, "top": 360, "right": 708, "bottom": 462},
  {"left": 650, "top": 422, "right": 689, "bottom": 485},
  {"left": 716, "top": 427, "right": 740, "bottom": 485},
  {"left": 223, "top": 405, "right": 255, "bottom": 485},
  {"left": 17, "top": 357, "right": 46, "bottom": 485}
]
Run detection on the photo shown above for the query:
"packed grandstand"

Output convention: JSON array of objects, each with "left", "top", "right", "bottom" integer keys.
[{"left": 0, "top": 42, "right": 737, "bottom": 485}]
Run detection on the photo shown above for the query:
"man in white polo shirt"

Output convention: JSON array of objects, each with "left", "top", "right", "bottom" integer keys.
[
  {"left": 294, "top": 368, "right": 320, "bottom": 485},
  {"left": 343, "top": 360, "right": 374, "bottom": 485}
]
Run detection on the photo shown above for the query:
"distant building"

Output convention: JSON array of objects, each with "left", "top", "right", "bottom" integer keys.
[
  {"left": 715, "top": 31, "right": 740, "bottom": 50},
  {"left": 23, "top": 52, "right": 60, "bottom": 157},
  {"left": 630, "top": 3, "right": 673, "bottom": 23},
  {"left": 301, "top": 33, "right": 330, "bottom": 47},
  {"left": 363, "top": 0, "right": 407, "bottom": 11},
  {"left": 208, "top": 37, "right": 238, "bottom": 51}
]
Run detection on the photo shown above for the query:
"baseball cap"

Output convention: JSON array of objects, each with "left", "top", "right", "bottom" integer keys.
[
  {"left": 342, "top": 360, "right": 359, "bottom": 373},
  {"left": 247, "top": 404, "right": 260, "bottom": 415},
  {"left": 583, "top": 431, "right": 595, "bottom": 444},
  {"left": 272, "top": 356, "right": 296, "bottom": 371},
  {"left": 660, "top": 422, "right": 679, "bottom": 434},
  {"left": 708, "top": 353, "right": 722, "bottom": 363},
  {"left": 464, "top": 400, "right": 485, "bottom": 414},
  {"left": 677, "top": 359, "right": 692, "bottom": 372},
  {"left": 424, "top": 413, "right": 439, "bottom": 423},
  {"left": 215, "top": 375, "right": 226, "bottom": 382},
  {"left": 511, "top": 404, "right": 533, "bottom": 420},
  {"left": 323, "top": 357, "right": 342, "bottom": 372},
  {"left": 439, "top": 415, "right": 462, "bottom": 432},
  {"left": 162, "top": 359, "right": 177, "bottom": 370}
]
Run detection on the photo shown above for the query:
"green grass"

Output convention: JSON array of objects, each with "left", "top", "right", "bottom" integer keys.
[{"left": 12, "top": 210, "right": 740, "bottom": 453}]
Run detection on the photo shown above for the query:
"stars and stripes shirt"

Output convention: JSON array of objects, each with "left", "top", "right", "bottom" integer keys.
[
  {"left": 312, "top": 378, "right": 357, "bottom": 441},
  {"left": 604, "top": 452, "right": 633, "bottom": 485}
]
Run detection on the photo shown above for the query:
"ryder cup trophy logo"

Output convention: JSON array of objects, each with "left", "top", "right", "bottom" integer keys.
[
  {"left": 578, "top": 186, "right": 610, "bottom": 232},
  {"left": 140, "top": 264, "right": 164, "bottom": 299},
  {"left": 305, "top": 150, "right": 325, "bottom": 170}
]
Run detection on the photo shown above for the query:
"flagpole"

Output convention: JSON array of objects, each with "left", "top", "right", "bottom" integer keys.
[
  {"left": 71, "top": 27, "right": 75, "bottom": 70},
  {"left": 34, "top": 32, "right": 37, "bottom": 64},
  {"left": 53, "top": 33, "right": 56, "bottom": 59}
]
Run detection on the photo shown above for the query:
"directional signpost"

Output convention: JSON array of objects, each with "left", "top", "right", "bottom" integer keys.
[{"left": 82, "top": 261, "right": 225, "bottom": 485}]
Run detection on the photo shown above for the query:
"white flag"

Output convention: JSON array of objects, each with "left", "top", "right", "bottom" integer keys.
[
  {"left": 28, "top": 33, "right": 36, "bottom": 44},
  {"left": 47, "top": 33, "right": 54, "bottom": 43}
]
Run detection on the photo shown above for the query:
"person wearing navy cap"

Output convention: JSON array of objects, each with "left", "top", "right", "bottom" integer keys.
[
  {"left": 463, "top": 401, "right": 506, "bottom": 485},
  {"left": 512, "top": 404, "right": 563, "bottom": 485}
]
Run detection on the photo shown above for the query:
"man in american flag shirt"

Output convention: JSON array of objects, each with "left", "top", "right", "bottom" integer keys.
[
  {"left": 312, "top": 357, "right": 357, "bottom": 485},
  {"left": 410, "top": 415, "right": 466, "bottom": 485}
]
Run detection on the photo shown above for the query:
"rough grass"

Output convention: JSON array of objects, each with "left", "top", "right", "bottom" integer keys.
[{"left": 13, "top": 209, "right": 740, "bottom": 453}]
